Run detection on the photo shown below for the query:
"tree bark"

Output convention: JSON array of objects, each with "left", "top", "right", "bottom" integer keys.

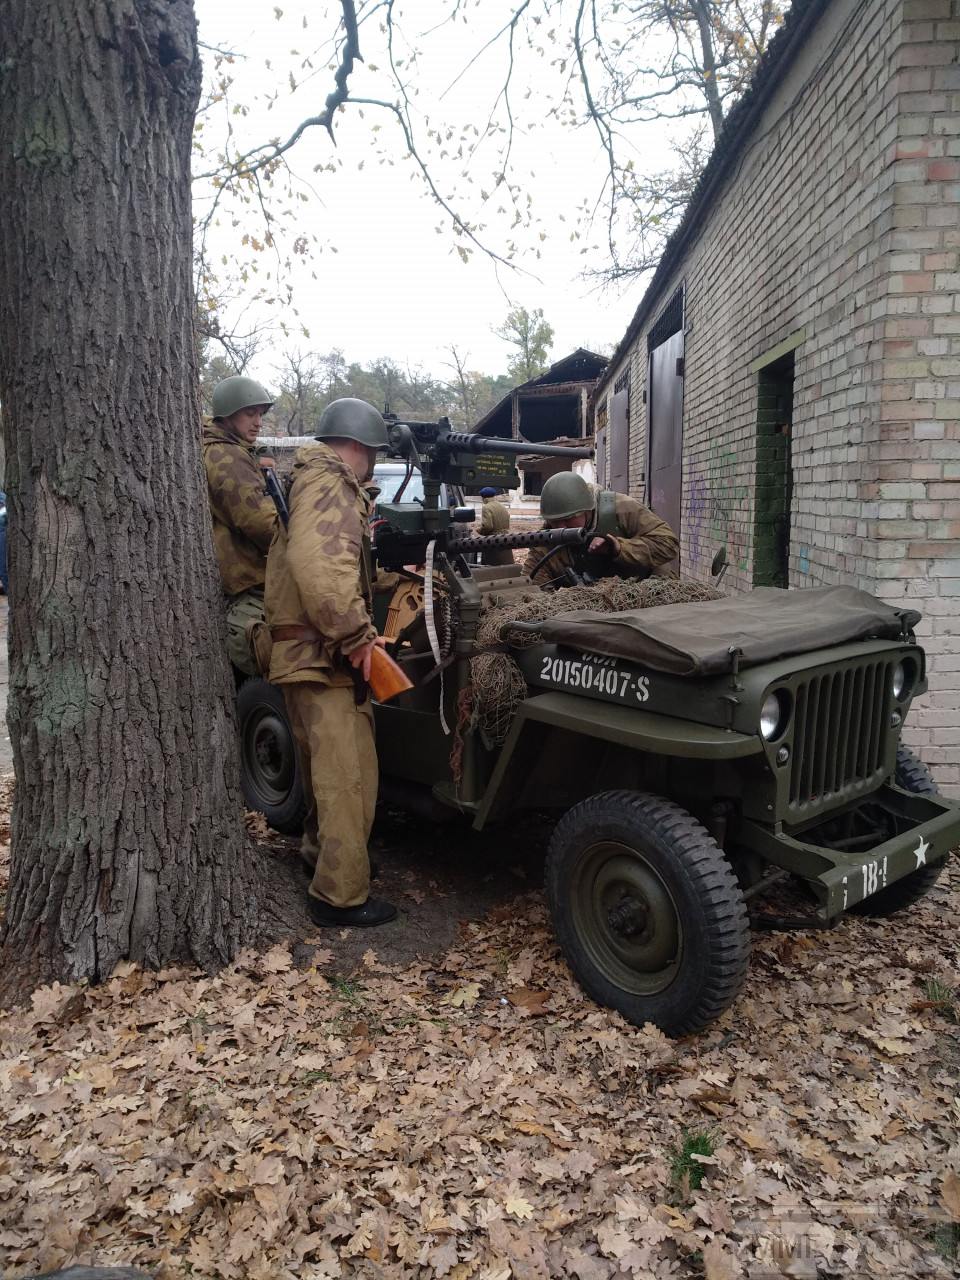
[
  {"left": 691, "top": 0, "right": 725, "bottom": 139},
  {"left": 0, "top": 0, "right": 257, "bottom": 1001}
]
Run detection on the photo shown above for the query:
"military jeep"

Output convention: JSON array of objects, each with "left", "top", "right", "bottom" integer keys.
[{"left": 237, "top": 420, "right": 960, "bottom": 1037}]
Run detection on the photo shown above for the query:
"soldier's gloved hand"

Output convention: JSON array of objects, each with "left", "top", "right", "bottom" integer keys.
[
  {"left": 348, "top": 635, "right": 387, "bottom": 682},
  {"left": 589, "top": 535, "right": 617, "bottom": 556}
]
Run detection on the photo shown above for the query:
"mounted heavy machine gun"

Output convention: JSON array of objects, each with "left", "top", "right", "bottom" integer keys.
[
  {"left": 369, "top": 414, "right": 594, "bottom": 807},
  {"left": 372, "top": 414, "right": 593, "bottom": 572}
]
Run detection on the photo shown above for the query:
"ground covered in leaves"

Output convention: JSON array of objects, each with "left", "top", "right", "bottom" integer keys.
[{"left": 1, "top": 814, "right": 959, "bottom": 1278}]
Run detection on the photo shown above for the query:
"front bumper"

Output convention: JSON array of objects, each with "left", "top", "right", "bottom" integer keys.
[{"left": 737, "top": 783, "right": 959, "bottom": 920}]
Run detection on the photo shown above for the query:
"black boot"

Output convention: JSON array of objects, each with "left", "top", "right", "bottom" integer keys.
[{"left": 308, "top": 896, "right": 397, "bottom": 928}]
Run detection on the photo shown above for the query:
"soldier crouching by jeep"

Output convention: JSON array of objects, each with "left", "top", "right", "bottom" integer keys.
[
  {"left": 523, "top": 472, "right": 679, "bottom": 587},
  {"left": 264, "top": 398, "right": 398, "bottom": 929},
  {"left": 202, "top": 375, "right": 278, "bottom": 670}
]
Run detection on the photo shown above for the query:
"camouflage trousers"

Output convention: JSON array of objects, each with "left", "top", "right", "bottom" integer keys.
[
  {"left": 225, "top": 588, "right": 266, "bottom": 677},
  {"left": 282, "top": 682, "right": 377, "bottom": 908}
]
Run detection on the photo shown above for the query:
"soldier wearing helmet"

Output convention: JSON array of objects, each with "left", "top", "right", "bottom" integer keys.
[
  {"left": 265, "top": 398, "right": 397, "bottom": 929},
  {"left": 202, "top": 375, "right": 279, "bottom": 674},
  {"left": 477, "top": 487, "right": 514, "bottom": 567},
  {"left": 522, "top": 471, "right": 678, "bottom": 586}
]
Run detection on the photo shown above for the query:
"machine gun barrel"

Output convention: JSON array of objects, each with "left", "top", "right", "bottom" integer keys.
[
  {"left": 447, "top": 527, "right": 589, "bottom": 554},
  {"left": 443, "top": 431, "right": 592, "bottom": 460}
]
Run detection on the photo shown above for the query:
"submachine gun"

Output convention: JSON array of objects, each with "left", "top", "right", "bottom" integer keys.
[{"left": 373, "top": 414, "right": 593, "bottom": 572}]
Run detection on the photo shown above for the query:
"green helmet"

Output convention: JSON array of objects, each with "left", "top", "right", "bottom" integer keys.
[
  {"left": 315, "top": 398, "right": 389, "bottom": 449},
  {"left": 540, "top": 472, "right": 596, "bottom": 521},
  {"left": 211, "top": 375, "right": 274, "bottom": 419}
]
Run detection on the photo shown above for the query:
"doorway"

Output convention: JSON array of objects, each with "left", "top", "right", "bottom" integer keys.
[
  {"left": 647, "top": 288, "right": 685, "bottom": 552},
  {"left": 753, "top": 353, "right": 794, "bottom": 588}
]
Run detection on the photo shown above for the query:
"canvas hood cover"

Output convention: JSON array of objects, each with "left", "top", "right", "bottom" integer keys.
[{"left": 523, "top": 586, "right": 920, "bottom": 677}]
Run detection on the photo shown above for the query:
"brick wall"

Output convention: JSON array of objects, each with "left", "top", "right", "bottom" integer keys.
[
  {"left": 595, "top": 0, "right": 960, "bottom": 791},
  {"left": 875, "top": 0, "right": 960, "bottom": 790}
]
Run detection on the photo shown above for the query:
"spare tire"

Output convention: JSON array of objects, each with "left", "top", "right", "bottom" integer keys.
[{"left": 236, "top": 677, "right": 306, "bottom": 835}]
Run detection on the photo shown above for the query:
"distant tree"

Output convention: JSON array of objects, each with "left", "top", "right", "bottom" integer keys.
[
  {"left": 318, "top": 350, "right": 349, "bottom": 403},
  {"left": 495, "top": 307, "right": 554, "bottom": 384},
  {"left": 271, "top": 350, "right": 325, "bottom": 436},
  {"left": 444, "top": 348, "right": 514, "bottom": 428},
  {"left": 445, "top": 347, "right": 483, "bottom": 427},
  {"left": 199, "top": 353, "right": 239, "bottom": 414}
]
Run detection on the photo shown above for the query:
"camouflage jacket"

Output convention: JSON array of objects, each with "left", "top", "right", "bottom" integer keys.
[
  {"left": 265, "top": 442, "right": 376, "bottom": 688},
  {"left": 478, "top": 498, "right": 515, "bottom": 567},
  {"left": 522, "top": 489, "right": 679, "bottom": 586},
  {"left": 202, "top": 418, "right": 277, "bottom": 595}
]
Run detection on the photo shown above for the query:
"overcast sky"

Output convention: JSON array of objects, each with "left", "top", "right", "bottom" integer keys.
[{"left": 192, "top": 2, "right": 665, "bottom": 385}]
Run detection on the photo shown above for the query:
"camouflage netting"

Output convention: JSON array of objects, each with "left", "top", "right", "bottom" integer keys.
[{"left": 469, "top": 577, "right": 724, "bottom": 743}]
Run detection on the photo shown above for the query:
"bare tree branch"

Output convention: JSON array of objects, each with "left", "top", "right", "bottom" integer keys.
[{"left": 193, "top": 0, "right": 362, "bottom": 182}]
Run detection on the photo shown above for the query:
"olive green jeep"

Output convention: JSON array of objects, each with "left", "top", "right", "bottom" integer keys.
[{"left": 235, "top": 420, "right": 960, "bottom": 1036}]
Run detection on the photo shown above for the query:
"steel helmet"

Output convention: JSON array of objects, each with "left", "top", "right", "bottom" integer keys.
[
  {"left": 211, "top": 375, "right": 274, "bottom": 419},
  {"left": 540, "top": 472, "right": 596, "bottom": 521},
  {"left": 315, "top": 398, "right": 389, "bottom": 449}
]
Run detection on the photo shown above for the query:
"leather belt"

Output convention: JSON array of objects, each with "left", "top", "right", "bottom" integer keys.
[
  {"left": 270, "top": 624, "right": 322, "bottom": 643},
  {"left": 270, "top": 622, "right": 367, "bottom": 705}
]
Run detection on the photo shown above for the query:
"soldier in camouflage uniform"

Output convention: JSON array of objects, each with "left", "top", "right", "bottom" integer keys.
[
  {"left": 477, "top": 487, "right": 515, "bottom": 567},
  {"left": 523, "top": 472, "right": 678, "bottom": 587},
  {"left": 265, "top": 398, "right": 397, "bottom": 928},
  {"left": 203, "top": 376, "right": 278, "bottom": 673}
]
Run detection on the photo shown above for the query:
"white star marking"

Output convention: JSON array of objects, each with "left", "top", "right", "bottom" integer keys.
[{"left": 914, "top": 836, "right": 930, "bottom": 868}]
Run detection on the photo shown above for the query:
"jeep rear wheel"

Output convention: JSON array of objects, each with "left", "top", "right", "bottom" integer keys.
[
  {"left": 545, "top": 791, "right": 750, "bottom": 1037},
  {"left": 237, "top": 677, "right": 306, "bottom": 835},
  {"left": 851, "top": 745, "right": 945, "bottom": 916}
]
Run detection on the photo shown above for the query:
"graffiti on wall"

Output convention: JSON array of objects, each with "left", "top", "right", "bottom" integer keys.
[{"left": 686, "top": 442, "right": 749, "bottom": 572}]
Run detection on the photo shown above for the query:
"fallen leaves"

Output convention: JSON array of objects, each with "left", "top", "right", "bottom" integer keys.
[
  {"left": 942, "top": 1169, "right": 960, "bottom": 1220},
  {"left": 1, "top": 852, "right": 958, "bottom": 1279},
  {"left": 507, "top": 986, "right": 552, "bottom": 1014},
  {"left": 259, "top": 942, "right": 294, "bottom": 973},
  {"left": 443, "top": 980, "right": 481, "bottom": 1009}
]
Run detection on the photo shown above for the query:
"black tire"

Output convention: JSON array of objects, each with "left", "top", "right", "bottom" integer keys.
[
  {"left": 236, "top": 677, "right": 307, "bottom": 835},
  {"left": 545, "top": 791, "right": 750, "bottom": 1037},
  {"left": 851, "top": 745, "right": 945, "bottom": 916}
]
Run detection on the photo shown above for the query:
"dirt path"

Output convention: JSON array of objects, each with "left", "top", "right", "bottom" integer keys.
[{"left": 252, "top": 806, "right": 556, "bottom": 975}]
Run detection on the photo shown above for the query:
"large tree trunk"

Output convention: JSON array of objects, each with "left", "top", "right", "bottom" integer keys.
[{"left": 0, "top": 0, "right": 257, "bottom": 1001}]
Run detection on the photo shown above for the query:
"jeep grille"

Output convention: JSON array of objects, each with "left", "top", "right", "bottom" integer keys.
[{"left": 788, "top": 659, "right": 892, "bottom": 814}]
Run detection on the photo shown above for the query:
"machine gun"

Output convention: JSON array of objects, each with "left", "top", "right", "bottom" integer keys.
[{"left": 374, "top": 413, "right": 593, "bottom": 571}]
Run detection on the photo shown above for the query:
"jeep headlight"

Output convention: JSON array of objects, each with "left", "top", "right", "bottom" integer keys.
[
  {"left": 892, "top": 662, "right": 906, "bottom": 699},
  {"left": 760, "top": 690, "right": 789, "bottom": 741}
]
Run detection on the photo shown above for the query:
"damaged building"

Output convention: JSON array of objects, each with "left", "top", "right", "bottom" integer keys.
[{"left": 473, "top": 349, "right": 607, "bottom": 522}]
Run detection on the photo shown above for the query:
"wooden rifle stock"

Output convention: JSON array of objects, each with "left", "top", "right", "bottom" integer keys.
[{"left": 369, "top": 645, "right": 413, "bottom": 703}]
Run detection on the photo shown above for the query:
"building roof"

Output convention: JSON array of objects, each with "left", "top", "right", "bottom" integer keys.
[
  {"left": 474, "top": 347, "right": 609, "bottom": 436},
  {"left": 594, "top": 0, "right": 831, "bottom": 398}
]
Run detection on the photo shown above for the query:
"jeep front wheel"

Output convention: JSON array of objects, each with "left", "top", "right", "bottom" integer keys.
[
  {"left": 236, "top": 677, "right": 306, "bottom": 835},
  {"left": 545, "top": 791, "right": 750, "bottom": 1037}
]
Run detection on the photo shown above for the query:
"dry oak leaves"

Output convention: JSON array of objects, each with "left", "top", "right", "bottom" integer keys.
[{"left": 1, "top": 835, "right": 960, "bottom": 1279}]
